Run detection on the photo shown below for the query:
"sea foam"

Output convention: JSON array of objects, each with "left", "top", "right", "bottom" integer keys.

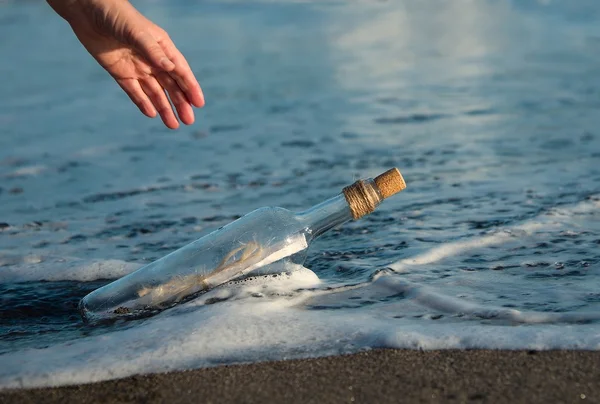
[{"left": 1, "top": 264, "right": 600, "bottom": 390}]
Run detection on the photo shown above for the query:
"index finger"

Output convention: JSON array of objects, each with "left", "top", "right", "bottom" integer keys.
[{"left": 159, "top": 39, "right": 205, "bottom": 108}]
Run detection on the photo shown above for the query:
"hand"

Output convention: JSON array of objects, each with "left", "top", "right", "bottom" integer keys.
[{"left": 47, "top": 0, "right": 205, "bottom": 129}]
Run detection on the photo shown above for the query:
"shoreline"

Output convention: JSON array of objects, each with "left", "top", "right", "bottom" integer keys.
[{"left": 1, "top": 349, "right": 598, "bottom": 403}]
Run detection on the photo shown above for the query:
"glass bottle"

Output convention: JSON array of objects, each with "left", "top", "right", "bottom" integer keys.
[{"left": 79, "top": 168, "right": 406, "bottom": 323}]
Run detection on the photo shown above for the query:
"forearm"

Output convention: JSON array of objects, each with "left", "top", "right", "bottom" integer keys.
[{"left": 47, "top": 0, "right": 128, "bottom": 25}]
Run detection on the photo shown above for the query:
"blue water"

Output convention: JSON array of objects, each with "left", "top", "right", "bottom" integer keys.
[{"left": 1, "top": 0, "right": 600, "bottom": 389}]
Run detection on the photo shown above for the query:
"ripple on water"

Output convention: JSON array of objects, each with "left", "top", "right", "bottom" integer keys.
[{"left": 374, "top": 113, "right": 448, "bottom": 125}]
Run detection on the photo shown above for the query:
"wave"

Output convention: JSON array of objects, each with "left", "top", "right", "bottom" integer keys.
[
  {"left": 2, "top": 264, "right": 600, "bottom": 390},
  {"left": 389, "top": 196, "right": 600, "bottom": 274},
  {"left": 1, "top": 196, "right": 599, "bottom": 389}
]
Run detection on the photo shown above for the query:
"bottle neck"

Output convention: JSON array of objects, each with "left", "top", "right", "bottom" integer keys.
[{"left": 298, "top": 194, "right": 354, "bottom": 240}]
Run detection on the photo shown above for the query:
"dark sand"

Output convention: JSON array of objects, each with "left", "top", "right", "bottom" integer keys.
[{"left": 1, "top": 349, "right": 598, "bottom": 403}]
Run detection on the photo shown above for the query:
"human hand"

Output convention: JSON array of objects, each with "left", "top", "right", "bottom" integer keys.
[{"left": 47, "top": 0, "right": 205, "bottom": 129}]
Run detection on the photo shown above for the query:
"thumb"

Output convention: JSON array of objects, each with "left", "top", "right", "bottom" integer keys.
[{"left": 133, "top": 31, "right": 176, "bottom": 71}]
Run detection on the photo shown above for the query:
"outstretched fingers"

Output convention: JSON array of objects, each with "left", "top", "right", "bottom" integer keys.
[
  {"left": 156, "top": 72, "right": 195, "bottom": 126},
  {"left": 117, "top": 75, "right": 195, "bottom": 128},
  {"left": 117, "top": 79, "right": 157, "bottom": 118},
  {"left": 158, "top": 38, "right": 205, "bottom": 108},
  {"left": 139, "top": 77, "right": 180, "bottom": 129},
  {"left": 122, "top": 22, "right": 203, "bottom": 128}
]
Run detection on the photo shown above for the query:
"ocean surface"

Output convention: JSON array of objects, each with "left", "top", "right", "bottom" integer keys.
[{"left": 1, "top": 0, "right": 600, "bottom": 389}]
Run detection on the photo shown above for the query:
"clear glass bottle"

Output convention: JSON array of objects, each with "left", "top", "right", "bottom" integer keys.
[{"left": 79, "top": 168, "right": 406, "bottom": 323}]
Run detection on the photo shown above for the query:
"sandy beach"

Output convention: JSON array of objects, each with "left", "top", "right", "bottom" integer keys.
[{"left": 1, "top": 349, "right": 598, "bottom": 403}]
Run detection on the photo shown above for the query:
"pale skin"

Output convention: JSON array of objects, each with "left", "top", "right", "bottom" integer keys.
[{"left": 47, "top": 0, "right": 205, "bottom": 130}]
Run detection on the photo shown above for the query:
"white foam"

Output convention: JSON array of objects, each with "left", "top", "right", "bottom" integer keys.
[
  {"left": 0, "top": 265, "right": 328, "bottom": 389},
  {"left": 4, "top": 165, "right": 46, "bottom": 178},
  {"left": 1, "top": 268, "right": 599, "bottom": 390},
  {"left": 0, "top": 255, "right": 141, "bottom": 282}
]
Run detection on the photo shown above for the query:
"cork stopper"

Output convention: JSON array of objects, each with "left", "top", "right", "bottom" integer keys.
[
  {"left": 343, "top": 167, "right": 406, "bottom": 220},
  {"left": 374, "top": 168, "right": 406, "bottom": 199}
]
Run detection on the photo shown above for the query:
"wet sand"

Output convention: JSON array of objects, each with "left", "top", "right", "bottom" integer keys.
[{"left": 1, "top": 349, "right": 598, "bottom": 403}]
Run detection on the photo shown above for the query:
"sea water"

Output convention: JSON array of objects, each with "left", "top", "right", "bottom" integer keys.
[{"left": 1, "top": 0, "right": 600, "bottom": 389}]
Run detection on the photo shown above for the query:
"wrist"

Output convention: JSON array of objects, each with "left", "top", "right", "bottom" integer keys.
[{"left": 47, "top": 0, "right": 84, "bottom": 20}]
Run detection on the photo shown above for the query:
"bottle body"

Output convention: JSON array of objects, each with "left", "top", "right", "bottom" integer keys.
[
  {"left": 80, "top": 195, "right": 353, "bottom": 323},
  {"left": 79, "top": 167, "right": 406, "bottom": 323}
]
